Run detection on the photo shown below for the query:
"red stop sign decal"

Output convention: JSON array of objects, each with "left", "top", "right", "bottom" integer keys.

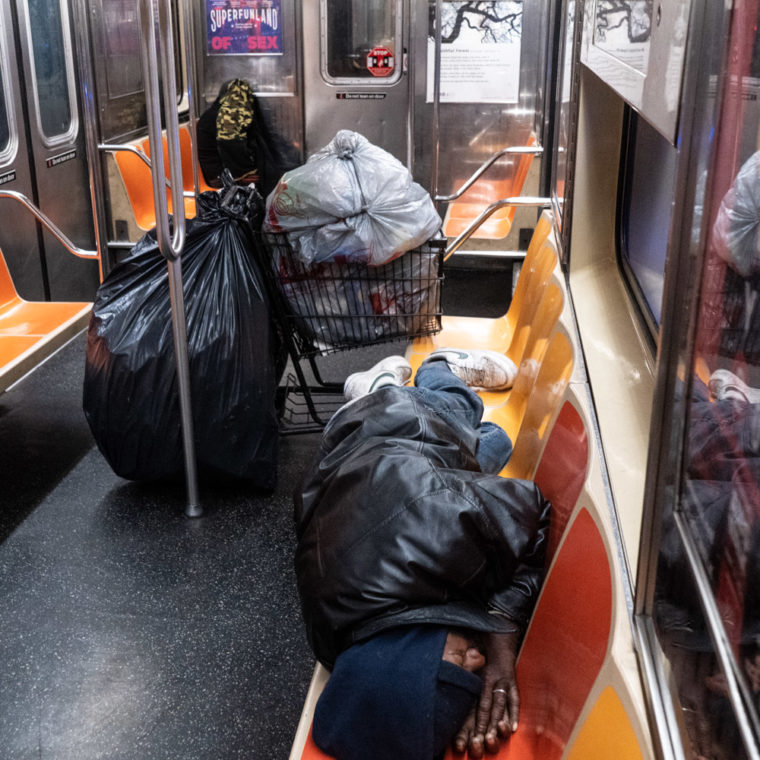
[{"left": 367, "top": 46, "right": 394, "bottom": 77}]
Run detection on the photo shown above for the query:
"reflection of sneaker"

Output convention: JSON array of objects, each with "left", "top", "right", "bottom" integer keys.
[
  {"left": 343, "top": 356, "right": 412, "bottom": 401},
  {"left": 709, "top": 369, "right": 760, "bottom": 404},
  {"left": 425, "top": 348, "right": 518, "bottom": 390}
]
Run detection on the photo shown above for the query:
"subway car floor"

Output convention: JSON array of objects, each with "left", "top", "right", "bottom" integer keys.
[{"left": 0, "top": 261, "right": 513, "bottom": 760}]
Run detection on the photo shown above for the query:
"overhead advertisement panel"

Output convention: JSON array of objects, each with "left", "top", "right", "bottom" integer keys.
[
  {"left": 426, "top": 1, "right": 523, "bottom": 104},
  {"left": 206, "top": 0, "right": 283, "bottom": 56}
]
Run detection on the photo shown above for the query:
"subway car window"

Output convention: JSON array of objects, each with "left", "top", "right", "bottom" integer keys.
[
  {"left": 0, "top": 46, "right": 10, "bottom": 157},
  {"left": 26, "top": 0, "right": 75, "bottom": 141},
  {"left": 102, "top": 0, "right": 142, "bottom": 100},
  {"left": 552, "top": 0, "right": 577, "bottom": 233},
  {"left": 619, "top": 111, "right": 677, "bottom": 329},
  {"left": 651, "top": 2, "right": 760, "bottom": 756},
  {"left": 322, "top": 0, "right": 401, "bottom": 82},
  {"left": 93, "top": 0, "right": 183, "bottom": 141}
]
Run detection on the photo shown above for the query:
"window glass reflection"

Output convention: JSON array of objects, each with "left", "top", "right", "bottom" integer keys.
[
  {"left": 654, "top": 540, "right": 752, "bottom": 760},
  {"left": 28, "top": 0, "right": 72, "bottom": 139},
  {"left": 323, "top": 0, "right": 398, "bottom": 80},
  {"left": 102, "top": 0, "right": 143, "bottom": 99},
  {"left": 655, "top": 0, "right": 760, "bottom": 755}
]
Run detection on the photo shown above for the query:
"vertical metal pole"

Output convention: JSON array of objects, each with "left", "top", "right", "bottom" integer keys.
[
  {"left": 431, "top": 0, "right": 442, "bottom": 203},
  {"left": 139, "top": 0, "right": 200, "bottom": 517},
  {"left": 167, "top": 257, "right": 200, "bottom": 515},
  {"left": 405, "top": 0, "right": 414, "bottom": 172}
]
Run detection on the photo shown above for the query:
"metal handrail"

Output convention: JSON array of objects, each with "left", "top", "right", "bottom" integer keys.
[
  {"left": 435, "top": 146, "right": 544, "bottom": 202},
  {"left": 99, "top": 143, "right": 196, "bottom": 199},
  {"left": 0, "top": 189, "right": 98, "bottom": 259},
  {"left": 444, "top": 196, "right": 551, "bottom": 260},
  {"left": 100, "top": 142, "right": 151, "bottom": 167},
  {"left": 138, "top": 0, "right": 199, "bottom": 516}
]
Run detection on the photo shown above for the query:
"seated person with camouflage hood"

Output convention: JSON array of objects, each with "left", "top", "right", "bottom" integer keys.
[
  {"left": 295, "top": 348, "right": 550, "bottom": 760},
  {"left": 196, "top": 78, "right": 295, "bottom": 195}
]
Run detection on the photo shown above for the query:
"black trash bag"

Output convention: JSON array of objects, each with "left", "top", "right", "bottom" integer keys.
[{"left": 83, "top": 183, "right": 279, "bottom": 487}]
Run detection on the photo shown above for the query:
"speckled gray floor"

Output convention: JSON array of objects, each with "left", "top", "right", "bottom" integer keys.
[
  {"left": 0, "top": 257, "right": 514, "bottom": 760},
  {"left": 0, "top": 332, "right": 324, "bottom": 760}
]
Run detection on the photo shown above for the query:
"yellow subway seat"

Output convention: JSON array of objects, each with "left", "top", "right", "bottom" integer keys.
[
  {"left": 407, "top": 217, "right": 557, "bottom": 382},
  {"left": 565, "top": 686, "right": 645, "bottom": 760},
  {"left": 492, "top": 329, "right": 574, "bottom": 480}
]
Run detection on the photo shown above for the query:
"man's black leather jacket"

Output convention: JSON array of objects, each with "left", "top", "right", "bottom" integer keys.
[{"left": 295, "top": 385, "right": 551, "bottom": 668}]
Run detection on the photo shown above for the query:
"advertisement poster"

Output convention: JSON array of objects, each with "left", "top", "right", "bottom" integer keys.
[
  {"left": 206, "top": 0, "right": 282, "bottom": 56},
  {"left": 593, "top": 0, "right": 651, "bottom": 75},
  {"left": 426, "top": 1, "right": 522, "bottom": 104}
]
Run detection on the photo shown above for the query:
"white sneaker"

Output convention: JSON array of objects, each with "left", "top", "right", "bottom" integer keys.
[
  {"left": 708, "top": 369, "right": 760, "bottom": 404},
  {"left": 425, "top": 348, "right": 518, "bottom": 390},
  {"left": 343, "top": 356, "right": 412, "bottom": 401}
]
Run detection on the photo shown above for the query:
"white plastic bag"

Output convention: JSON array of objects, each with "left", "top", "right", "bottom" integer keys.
[
  {"left": 264, "top": 130, "right": 441, "bottom": 266},
  {"left": 713, "top": 151, "right": 760, "bottom": 277}
]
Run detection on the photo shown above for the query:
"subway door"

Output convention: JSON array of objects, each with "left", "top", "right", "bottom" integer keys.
[
  {"left": 302, "top": 0, "right": 410, "bottom": 163},
  {"left": 0, "top": 0, "right": 43, "bottom": 300},
  {"left": 13, "top": 0, "right": 98, "bottom": 302}
]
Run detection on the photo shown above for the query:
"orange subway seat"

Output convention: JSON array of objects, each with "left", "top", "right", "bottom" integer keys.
[
  {"left": 483, "top": 329, "right": 573, "bottom": 479},
  {"left": 114, "top": 124, "right": 211, "bottom": 231},
  {"left": 0, "top": 252, "right": 89, "bottom": 338},
  {"left": 141, "top": 133, "right": 199, "bottom": 224},
  {"left": 0, "top": 335, "right": 39, "bottom": 366},
  {"left": 114, "top": 143, "right": 161, "bottom": 231},
  {"left": 0, "top": 250, "right": 91, "bottom": 391},
  {"left": 178, "top": 125, "right": 215, "bottom": 194},
  {"left": 442, "top": 137, "right": 538, "bottom": 241},
  {"left": 440, "top": 508, "right": 613, "bottom": 760},
  {"left": 0, "top": 297, "right": 91, "bottom": 338},
  {"left": 533, "top": 400, "right": 589, "bottom": 563},
  {"left": 299, "top": 727, "right": 332, "bottom": 760}
]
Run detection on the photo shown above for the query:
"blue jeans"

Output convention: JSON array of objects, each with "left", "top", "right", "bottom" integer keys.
[{"left": 410, "top": 357, "right": 512, "bottom": 474}]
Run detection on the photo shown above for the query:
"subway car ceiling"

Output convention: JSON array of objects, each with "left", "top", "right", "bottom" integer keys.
[{"left": 2, "top": 0, "right": 760, "bottom": 758}]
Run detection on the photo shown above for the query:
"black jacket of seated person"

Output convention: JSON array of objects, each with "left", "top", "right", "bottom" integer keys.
[
  {"left": 294, "top": 383, "right": 551, "bottom": 671},
  {"left": 196, "top": 78, "right": 297, "bottom": 196}
]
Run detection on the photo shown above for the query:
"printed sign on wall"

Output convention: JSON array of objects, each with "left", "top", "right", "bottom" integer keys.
[
  {"left": 426, "top": 1, "right": 522, "bottom": 103},
  {"left": 206, "top": 0, "right": 282, "bottom": 56}
]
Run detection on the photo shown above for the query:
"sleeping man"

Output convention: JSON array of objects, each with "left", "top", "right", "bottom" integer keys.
[{"left": 294, "top": 348, "right": 550, "bottom": 759}]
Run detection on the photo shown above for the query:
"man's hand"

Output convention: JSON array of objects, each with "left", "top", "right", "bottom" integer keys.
[{"left": 453, "top": 632, "right": 520, "bottom": 757}]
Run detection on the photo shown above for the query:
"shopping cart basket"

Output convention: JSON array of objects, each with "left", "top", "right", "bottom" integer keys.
[{"left": 254, "top": 230, "right": 445, "bottom": 431}]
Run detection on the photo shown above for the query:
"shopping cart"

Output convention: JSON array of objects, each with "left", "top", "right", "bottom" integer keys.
[{"left": 253, "top": 230, "right": 445, "bottom": 432}]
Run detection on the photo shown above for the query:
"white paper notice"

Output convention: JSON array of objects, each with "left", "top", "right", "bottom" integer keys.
[{"left": 426, "top": 1, "right": 522, "bottom": 104}]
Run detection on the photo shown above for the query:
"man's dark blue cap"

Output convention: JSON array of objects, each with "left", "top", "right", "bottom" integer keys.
[{"left": 313, "top": 626, "right": 482, "bottom": 760}]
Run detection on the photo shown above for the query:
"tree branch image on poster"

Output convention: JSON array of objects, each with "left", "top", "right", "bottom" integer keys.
[
  {"left": 592, "top": 0, "right": 652, "bottom": 75},
  {"left": 426, "top": 1, "right": 522, "bottom": 104},
  {"left": 206, "top": 0, "right": 282, "bottom": 56}
]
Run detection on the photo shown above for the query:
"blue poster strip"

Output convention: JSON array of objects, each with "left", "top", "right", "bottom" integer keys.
[{"left": 206, "top": 0, "right": 282, "bottom": 56}]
